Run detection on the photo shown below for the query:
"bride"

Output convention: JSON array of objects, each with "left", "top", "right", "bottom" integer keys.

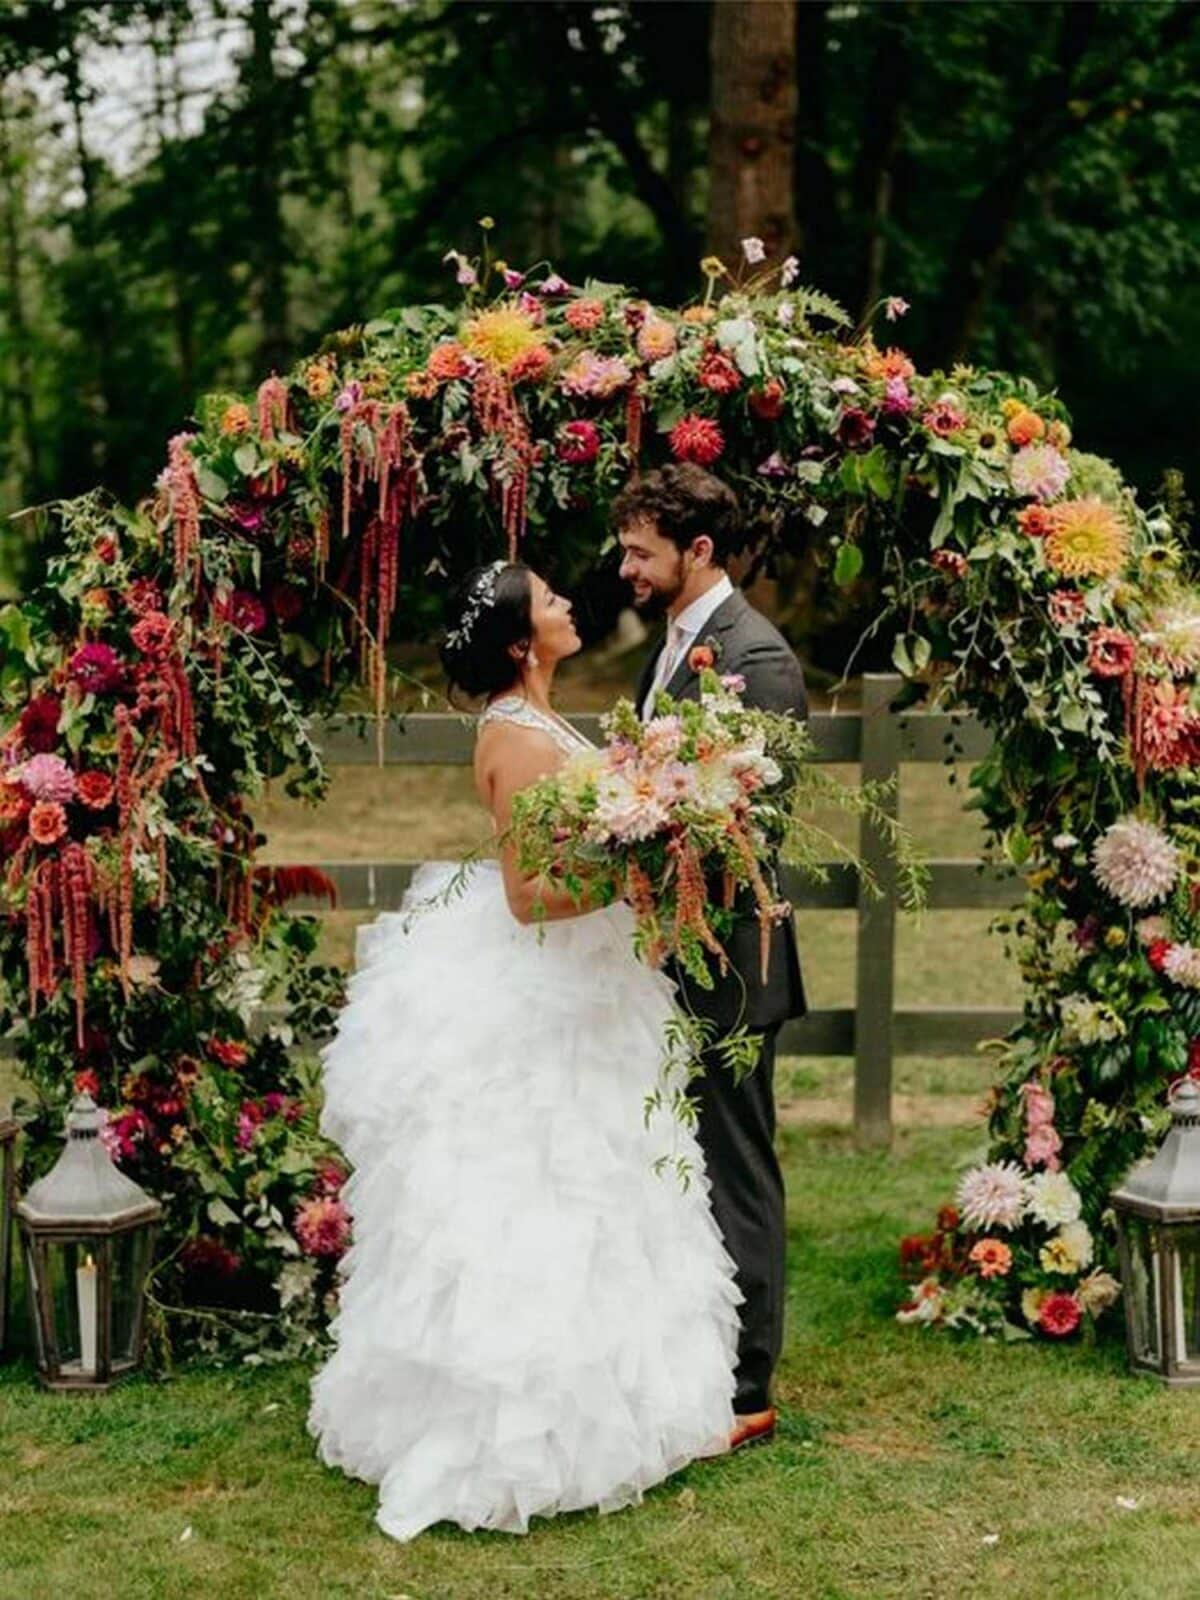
[{"left": 307, "top": 559, "right": 742, "bottom": 1540}]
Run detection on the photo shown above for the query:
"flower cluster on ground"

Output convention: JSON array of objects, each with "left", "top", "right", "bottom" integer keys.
[{"left": 2, "top": 225, "right": 1193, "bottom": 1354}]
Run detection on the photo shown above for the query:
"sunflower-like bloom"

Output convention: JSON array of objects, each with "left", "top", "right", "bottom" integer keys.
[
  {"left": 463, "top": 306, "right": 543, "bottom": 371},
  {"left": 1043, "top": 497, "right": 1129, "bottom": 580}
]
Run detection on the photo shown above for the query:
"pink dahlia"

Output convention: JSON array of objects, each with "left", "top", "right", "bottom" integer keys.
[
  {"left": 15, "top": 753, "right": 76, "bottom": 803},
  {"left": 295, "top": 1195, "right": 352, "bottom": 1258},
  {"left": 881, "top": 376, "right": 914, "bottom": 416},
  {"left": 1164, "top": 943, "right": 1200, "bottom": 989},
  {"left": 1039, "top": 1291, "right": 1082, "bottom": 1338},
  {"left": 1092, "top": 817, "right": 1178, "bottom": 908},
  {"left": 68, "top": 642, "right": 124, "bottom": 694},
  {"left": 1010, "top": 443, "right": 1070, "bottom": 502},
  {"left": 669, "top": 415, "right": 724, "bottom": 466},
  {"left": 922, "top": 400, "right": 967, "bottom": 437},
  {"left": 561, "top": 351, "right": 631, "bottom": 400}
]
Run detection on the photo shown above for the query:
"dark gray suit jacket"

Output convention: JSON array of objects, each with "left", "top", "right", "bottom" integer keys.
[{"left": 636, "top": 587, "right": 808, "bottom": 1033}]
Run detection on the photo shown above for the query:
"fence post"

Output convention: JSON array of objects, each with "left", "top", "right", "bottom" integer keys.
[{"left": 854, "top": 673, "right": 901, "bottom": 1150}]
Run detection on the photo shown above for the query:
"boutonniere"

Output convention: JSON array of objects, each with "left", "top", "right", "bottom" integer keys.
[{"left": 688, "top": 634, "right": 721, "bottom": 673}]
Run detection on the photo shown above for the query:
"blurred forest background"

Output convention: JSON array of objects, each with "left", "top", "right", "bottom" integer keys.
[{"left": 1, "top": 0, "right": 1200, "bottom": 638}]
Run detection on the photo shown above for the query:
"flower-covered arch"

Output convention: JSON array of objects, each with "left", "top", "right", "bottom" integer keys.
[{"left": 2, "top": 239, "right": 1194, "bottom": 1355}]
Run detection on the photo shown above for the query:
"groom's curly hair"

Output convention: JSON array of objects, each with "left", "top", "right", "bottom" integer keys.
[{"left": 612, "top": 463, "right": 744, "bottom": 566}]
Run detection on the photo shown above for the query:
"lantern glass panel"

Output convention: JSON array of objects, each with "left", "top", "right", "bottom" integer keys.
[
  {"left": 45, "top": 1238, "right": 98, "bottom": 1375},
  {"left": 112, "top": 1227, "right": 152, "bottom": 1364},
  {"left": 22, "top": 1237, "right": 46, "bottom": 1367},
  {"left": 1125, "top": 1215, "right": 1161, "bottom": 1366},
  {"left": 1170, "top": 1225, "right": 1200, "bottom": 1365}
]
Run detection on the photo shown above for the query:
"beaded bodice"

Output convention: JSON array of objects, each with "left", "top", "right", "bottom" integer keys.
[{"left": 478, "top": 695, "right": 594, "bottom": 756}]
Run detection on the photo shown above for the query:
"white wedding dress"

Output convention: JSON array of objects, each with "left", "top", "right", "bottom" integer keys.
[{"left": 307, "top": 696, "right": 741, "bottom": 1540}]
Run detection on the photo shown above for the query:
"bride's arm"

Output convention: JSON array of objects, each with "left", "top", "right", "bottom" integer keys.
[{"left": 479, "top": 725, "right": 602, "bottom": 925}]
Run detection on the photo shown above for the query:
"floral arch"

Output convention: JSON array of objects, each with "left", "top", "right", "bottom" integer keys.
[{"left": 2, "top": 244, "right": 1194, "bottom": 1356}]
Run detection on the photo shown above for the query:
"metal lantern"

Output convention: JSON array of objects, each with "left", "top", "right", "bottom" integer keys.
[
  {"left": 1112, "top": 1077, "right": 1200, "bottom": 1386},
  {"left": 0, "top": 1113, "right": 16, "bottom": 1359},
  {"left": 16, "top": 1093, "right": 162, "bottom": 1392}
]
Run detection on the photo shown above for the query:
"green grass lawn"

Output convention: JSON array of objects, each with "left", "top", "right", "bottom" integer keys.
[{"left": 3, "top": 1121, "right": 1200, "bottom": 1600}]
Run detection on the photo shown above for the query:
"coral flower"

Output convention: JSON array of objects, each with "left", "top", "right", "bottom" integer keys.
[
  {"left": 1086, "top": 626, "right": 1135, "bottom": 678},
  {"left": 1044, "top": 498, "right": 1129, "bottom": 581},
  {"left": 76, "top": 770, "right": 115, "bottom": 810},
  {"left": 682, "top": 305, "right": 716, "bottom": 325},
  {"left": 1048, "top": 589, "right": 1087, "bottom": 629},
  {"left": 1017, "top": 505, "right": 1061, "bottom": 539},
  {"left": 669, "top": 414, "right": 724, "bottom": 466},
  {"left": 29, "top": 800, "right": 68, "bottom": 845},
  {"left": 406, "top": 369, "right": 439, "bottom": 400},
  {"left": 748, "top": 379, "right": 786, "bottom": 420},
  {"left": 968, "top": 1238, "right": 1013, "bottom": 1279},
  {"left": 130, "top": 611, "right": 175, "bottom": 657},
  {"left": 561, "top": 351, "right": 632, "bottom": 400},
  {"left": 427, "top": 341, "right": 473, "bottom": 382},
  {"left": 922, "top": 400, "right": 968, "bottom": 437},
  {"left": 508, "top": 345, "right": 552, "bottom": 384},
  {"left": 209, "top": 1037, "right": 249, "bottom": 1069},
  {"left": 565, "top": 297, "right": 605, "bottom": 332},
  {"left": 1038, "top": 1291, "right": 1082, "bottom": 1337},
  {"left": 698, "top": 348, "right": 741, "bottom": 393}
]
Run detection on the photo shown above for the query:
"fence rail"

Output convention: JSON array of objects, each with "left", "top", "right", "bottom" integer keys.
[{"left": 297, "top": 673, "right": 1021, "bottom": 1148}]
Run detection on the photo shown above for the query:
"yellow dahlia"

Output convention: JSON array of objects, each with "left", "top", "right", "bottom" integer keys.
[
  {"left": 1043, "top": 497, "right": 1129, "bottom": 580},
  {"left": 463, "top": 306, "right": 542, "bottom": 371}
]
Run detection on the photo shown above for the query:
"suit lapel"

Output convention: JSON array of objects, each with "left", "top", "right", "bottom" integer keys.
[
  {"left": 636, "top": 635, "right": 666, "bottom": 717},
  {"left": 661, "top": 588, "right": 748, "bottom": 702}
]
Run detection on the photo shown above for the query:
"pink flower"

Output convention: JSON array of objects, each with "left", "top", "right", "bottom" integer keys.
[
  {"left": 1024, "top": 1122, "right": 1063, "bottom": 1171},
  {"left": 235, "top": 1101, "right": 265, "bottom": 1150},
  {"left": 215, "top": 590, "right": 268, "bottom": 634},
  {"left": 295, "top": 1195, "right": 352, "bottom": 1258},
  {"left": 1048, "top": 589, "right": 1087, "bottom": 630},
  {"left": 923, "top": 400, "right": 967, "bottom": 437},
  {"left": 69, "top": 642, "right": 124, "bottom": 694},
  {"left": 15, "top": 753, "right": 76, "bottom": 803},
  {"left": 884, "top": 296, "right": 910, "bottom": 321},
  {"left": 130, "top": 612, "right": 175, "bottom": 658},
  {"left": 932, "top": 549, "right": 968, "bottom": 580},
  {"left": 1010, "top": 443, "right": 1070, "bottom": 502},
  {"left": 882, "top": 376, "right": 914, "bottom": 416},
  {"left": 557, "top": 420, "right": 601, "bottom": 464},
  {"left": 314, "top": 1158, "right": 348, "bottom": 1196},
  {"left": 539, "top": 272, "right": 570, "bottom": 297},
  {"left": 1039, "top": 1291, "right": 1082, "bottom": 1338},
  {"left": 561, "top": 351, "right": 632, "bottom": 400},
  {"left": 503, "top": 268, "right": 526, "bottom": 290},
  {"left": 756, "top": 451, "right": 791, "bottom": 478},
  {"left": 334, "top": 381, "right": 362, "bottom": 413}
]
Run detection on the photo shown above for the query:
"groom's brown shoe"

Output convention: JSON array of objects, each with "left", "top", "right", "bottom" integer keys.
[{"left": 729, "top": 1406, "right": 777, "bottom": 1452}]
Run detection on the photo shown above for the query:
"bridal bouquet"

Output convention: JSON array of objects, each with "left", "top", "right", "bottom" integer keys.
[{"left": 509, "top": 668, "right": 924, "bottom": 994}]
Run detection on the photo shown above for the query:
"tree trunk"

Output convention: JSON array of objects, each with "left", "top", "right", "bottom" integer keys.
[
  {"left": 0, "top": 100, "right": 40, "bottom": 494},
  {"left": 707, "top": 0, "right": 797, "bottom": 267},
  {"left": 247, "top": 0, "right": 290, "bottom": 377},
  {"left": 793, "top": 1, "right": 837, "bottom": 286}
]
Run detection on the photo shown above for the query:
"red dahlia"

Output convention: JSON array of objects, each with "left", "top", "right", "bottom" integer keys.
[{"left": 669, "top": 415, "right": 724, "bottom": 466}]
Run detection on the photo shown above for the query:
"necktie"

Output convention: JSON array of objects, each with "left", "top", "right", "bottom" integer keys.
[{"left": 650, "top": 620, "right": 687, "bottom": 706}]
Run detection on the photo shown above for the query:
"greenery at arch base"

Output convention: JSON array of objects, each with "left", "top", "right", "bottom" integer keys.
[{"left": 3, "top": 233, "right": 1198, "bottom": 1362}]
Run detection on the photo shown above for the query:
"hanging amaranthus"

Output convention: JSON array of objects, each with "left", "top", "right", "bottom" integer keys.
[
  {"left": 472, "top": 366, "right": 533, "bottom": 557},
  {"left": 626, "top": 379, "right": 645, "bottom": 467},
  {"left": 625, "top": 857, "right": 666, "bottom": 967},
  {"left": 59, "top": 840, "right": 94, "bottom": 1050},
  {"left": 726, "top": 820, "right": 791, "bottom": 984},
  {"left": 256, "top": 375, "right": 292, "bottom": 497},
  {"left": 25, "top": 854, "right": 59, "bottom": 1015},
  {"left": 669, "top": 834, "right": 728, "bottom": 974},
  {"left": 167, "top": 434, "right": 202, "bottom": 584}
]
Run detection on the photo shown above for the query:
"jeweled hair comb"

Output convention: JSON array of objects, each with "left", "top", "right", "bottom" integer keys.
[{"left": 444, "top": 560, "right": 507, "bottom": 650}]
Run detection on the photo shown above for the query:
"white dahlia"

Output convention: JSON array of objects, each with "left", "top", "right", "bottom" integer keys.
[
  {"left": 1076, "top": 1269, "right": 1122, "bottom": 1315},
  {"left": 1091, "top": 817, "right": 1179, "bottom": 908},
  {"left": 956, "top": 1161, "right": 1027, "bottom": 1231},
  {"left": 1026, "top": 1170, "right": 1083, "bottom": 1229},
  {"left": 1144, "top": 598, "right": 1200, "bottom": 674},
  {"left": 1164, "top": 943, "right": 1200, "bottom": 989},
  {"left": 1059, "top": 994, "right": 1125, "bottom": 1046}
]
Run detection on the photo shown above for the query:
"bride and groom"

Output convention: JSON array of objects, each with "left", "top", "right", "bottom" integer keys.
[{"left": 307, "top": 461, "right": 809, "bottom": 1540}]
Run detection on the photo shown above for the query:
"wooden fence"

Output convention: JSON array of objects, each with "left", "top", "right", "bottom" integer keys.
[{"left": 300, "top": 673, "right": 1022, "bottom": 1149}]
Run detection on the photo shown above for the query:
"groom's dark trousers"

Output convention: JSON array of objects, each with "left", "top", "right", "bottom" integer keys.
[{"left": 637, "top": 586, "right": 808, "bottom": 1414}]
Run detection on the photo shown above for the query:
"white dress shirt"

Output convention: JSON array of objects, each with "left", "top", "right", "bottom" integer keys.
[{"left": 642, "top": 573, "right": 734, "bottom": 714}]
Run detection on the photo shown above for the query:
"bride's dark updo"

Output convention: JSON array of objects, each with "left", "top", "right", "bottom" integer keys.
[{"left": 439, "top": 561, "right": 533, "bottom": 698}]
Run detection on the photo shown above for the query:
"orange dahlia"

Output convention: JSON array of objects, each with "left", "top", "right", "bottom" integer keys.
[
  {"left": 968, "top": 1238, "right": 1013, "bottom": 1279},
  {"left": 565, "top": 298, "right": 606, "bottom": 332},
  {"left": 427, "top": 341, "right": 472, "bottom": 382},
  {"left": 863, "top": 345, "right": 915, "bottom": 381},
  {"left": 1043, "top": 498, "right": 1129, "bottom": 581},
  {"left": 220, "top": 402, "right": 252, "bottom": 437},
  {"left": 1006, "top": 409, "right": 1045, "bottom": 447}
]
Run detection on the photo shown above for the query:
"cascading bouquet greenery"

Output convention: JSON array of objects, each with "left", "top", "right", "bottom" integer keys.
[{"left": 509, "top": 666, "right": 926, "bottom": 1112}]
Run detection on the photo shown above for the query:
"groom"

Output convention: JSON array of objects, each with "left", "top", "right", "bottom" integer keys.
[{"left": 614, "top": 462, "right": 807, "bottom": 1453}]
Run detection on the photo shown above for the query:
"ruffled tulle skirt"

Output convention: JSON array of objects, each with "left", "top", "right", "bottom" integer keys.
[{"left": 306, "top": 861, "right": 740, "bottom": 1540}]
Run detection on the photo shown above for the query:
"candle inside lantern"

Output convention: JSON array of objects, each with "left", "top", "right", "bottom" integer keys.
[{"left": 77, "top": 1252, "right": 97, "bottom": 1373}]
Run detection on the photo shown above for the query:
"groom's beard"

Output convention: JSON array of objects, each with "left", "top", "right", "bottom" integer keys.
[{"left": 629, "top": 556, "right": 686, "bottom": 620}]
